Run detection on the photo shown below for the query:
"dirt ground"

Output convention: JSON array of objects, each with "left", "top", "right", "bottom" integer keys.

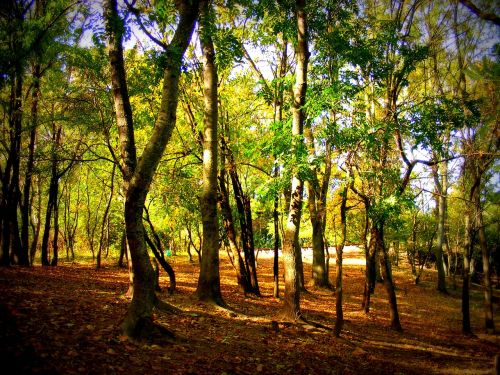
[{"left": 0, "top": 249, "right": 499, "bottom": 374}]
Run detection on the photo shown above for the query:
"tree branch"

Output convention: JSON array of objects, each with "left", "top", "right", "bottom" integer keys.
[{"left": 459, "top": 0, "right": 500, "bottom": 26}]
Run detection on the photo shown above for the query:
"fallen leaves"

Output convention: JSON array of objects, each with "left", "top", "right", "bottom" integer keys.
[{"left": 0, "top": 258, "right": 498, "bottom": 374}]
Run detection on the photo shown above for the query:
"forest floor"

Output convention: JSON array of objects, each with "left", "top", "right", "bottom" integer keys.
[{"left": 0, "top": 248, "right": 499, "bottom": 375}]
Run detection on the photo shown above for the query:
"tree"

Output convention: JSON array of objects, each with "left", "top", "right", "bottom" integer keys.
[
  {"left": 196, "top": 0, "right": 224, "bottom": 305},
  {"left": 0, "top": 0, "right": 79, "bottom": 266},
  {"left": 333, "top": 180, "right": 349, "bottom": 336},
  {"left": 281, "top": 0, "right": 309, "bottom": 321},
  {"left": 449, "top": 0, "right": 498, "bottom": 334},
  {"left": 105, "top": 0, "right": 202, "bottom": 339},
  {"left": 458, "top": 0, "right": 500, "bottom": 26}
]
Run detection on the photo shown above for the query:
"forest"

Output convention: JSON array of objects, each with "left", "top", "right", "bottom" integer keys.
[{"left": 0, "top": 0, "right": 499, "bottom": 374}]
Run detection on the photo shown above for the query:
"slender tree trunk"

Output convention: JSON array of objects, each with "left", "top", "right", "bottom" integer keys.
[
  {"left": 222, "top": 137, "right": 260, "bottom": 296},
  {"left": 474, "top": 184, "right": 495, "bottom": 333},
  {"left": 462, "top": 214, "right": 473, "bottom": 335},
  {"left": 105, "top": 0, "right": 201, "bottom": 338},
  {"left": 97, "top": 165, "right": 115, "bottom": 269},
  {"left": 41, "top": 126, "right": 61, "bottom": 266},
  {"left": 375, "top": 222, "right": 402, "bottom": 331},
  {"left": 218, "top": 171, "right": 250, "bottom": 293},
  {"left": 118, "top": 230, "right": 126, "bottom": 268},
  {"left": 243, "top": 196, "right": 260, "bottom": 294},
  {"left": 229, "top": 169, "right": 259, "bottom": 293},
  {"left": 334, "top": 184, "right": 348, "bottom": 336},
  {"left": 21, "top": 64, "right": 41, "bottom": 265},
  {"left": 362, "top": 225, "right": 377, "bottom": 313},
  {"left": 40, "top": 190, "right": 54, "bottom": 266},
  {"left": 196, "top": 0, "right": 223, "bottom": 305},
  {"left": 282, "top": 0, "right": 308, "bottom": 320},
  {"left": 272, "top": 38, "right": 287, "bottom": 299},
  {"left": 105, "top": 0, "right": 138, "bottom": 298},
  {"left": 432, "top": 163, "right": 448, "bottom": 293},
  {"left": 50, "top": 187, "right": 60, "bottom": 266},
  {"left": 30, "top": 177, "right": 42, "bottom": 265},
  {"left": 2, "top": 66, "right": 24, "bottom": 266},
  {"left": 273, "top": 186, "right": 280, "bottom": 298},
  {"left": 145, "top": 233, "right": 176, "bottom": 294}
]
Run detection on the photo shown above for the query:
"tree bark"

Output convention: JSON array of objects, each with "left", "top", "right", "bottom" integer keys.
[
  {"left": 226, "top": 153, "right": 260, "bottom": 296},
  {"left": 333, "top": 184, "right": 348, "bottom": 336},
  {"left": 273, "top": 178, "right": 280, "bottom": 298},
  {"left": 362, "top": 224, "right": 377, "bottom": 313},
  {"left": 105, "top": 0, "right": 201, "bottom": 338},
  {"left": 474, "top": 180, "right": 495, "bottom": 333},
  {"left": 2, "top": 65, "right": 24, "bottom": 266},
  {"left": 218, "top": 170, "right": 250, "bottom": 293},
  {"left": 145, "top": 233, "right": 176, "bottom": 294},
  {"left": 462, "top": 213, "right": 473, "bottom": 335},
  {"left": 196, "top": 0, "right": 223, "bottom": 305},
  {"left": 21, "top": 63, "right": 41, "bottom": 265},
  {"left": 30, "top": 177, "right": 42, "bottom": 265},
  {"left": 375, "top": 222, "right": 402, "bottom": 331},
  {"left": 282, "top": 0, "right": 308, "bottom": 320},
  {"left": 105, "top": 0, "right": 138, "bottom": 297},
  {"left": 97, "top": 165, "right": 115, "bottom": 269},
  {"left": 432, "top": 163, "right": 448, "bottom": 293},
  {"left": 41, "top": 125, "right": 61, "bottom": 266}
]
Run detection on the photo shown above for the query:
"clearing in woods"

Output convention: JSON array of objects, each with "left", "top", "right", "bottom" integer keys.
[{"left": 0, "top": 247, "right": 499, "bottom": 374}]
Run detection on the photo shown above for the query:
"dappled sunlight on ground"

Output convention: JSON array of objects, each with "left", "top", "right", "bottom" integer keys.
[{"left": 0, "top": 248, "right": 499, "bottom": 374}]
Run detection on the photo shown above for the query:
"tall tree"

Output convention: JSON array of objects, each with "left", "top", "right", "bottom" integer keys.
[
  {"left": 105, "top": 0, "right": 201, "bottom": 338},
  {"left": 431, "top": 162, "right": 449, "bottom": 293},
  {"left": 105, "top": 0, "right": 137, "bottom": 296},
  {"left": 196, "top": 0, "right": 224, "bottom": 305},
  {"left": 0, "top": 0, "right": 26, "bottom": 265},
  {"left": 282, "top": 0, "right": 309, "bottom": 321},
  {"left": 333, "top": 180, "right": 349, "bottom": 336}
]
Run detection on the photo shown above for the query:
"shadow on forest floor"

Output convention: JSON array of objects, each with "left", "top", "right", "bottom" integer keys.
[{"left": 0, "top": 252, "right": 499, "bottom": 374}]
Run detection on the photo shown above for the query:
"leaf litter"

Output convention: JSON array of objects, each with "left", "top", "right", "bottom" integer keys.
[{"left": 0, "top": 253, "right": 498, "bottom": 374}]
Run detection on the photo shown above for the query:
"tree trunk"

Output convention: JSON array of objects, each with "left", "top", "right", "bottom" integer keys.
[
  {"left": 218, "top": 171, "right": 250, "bottom": 293},
  {"left": 30, "top": 177, "right": 42, "bottom": 265},
  {"left": 145, "top": 233, "right": 176, "bottom": 294},
  {"left": 462, "top": 214, "right": 472, "bottom": 335},
  {"left": 282, "top": 0, "right": 308, "bottom": 320},
  {"left": 334, "top": 184, "right": 348, "bottom": 336},
  {"left": 105, "top": 0, "right": 139, "bottom": 296},
  {"left": 375, "top": 222, "right": 402, "bottom": 331},
  {"left": 308, "top": 192, "right": 328, "bottom": 287},
  {"left": 122, "top": 192, "right": 156, "bottom": 338},
  {"left": 273, "top": 189, "right": 280, "bottom": 298},
  {"left": 474, "top": 183, "right": 495, "bottom": 333},
  {"left": 305, "top": 126, "right": 331, "bottom": 288},
  {"left": 229, "top": 170, "right": 259, "bottom": 294},
  {"left": 432, "top": 163, "right": 448, "bottom": 293},
  {"left": 50, "top": 187, "right": 60, "bottom": 267},
  {"left": 97, "top": 165, "right": 115, "bottom": 269},
  {"left": 222, "top": 136, "right": 260, "bottom": 296},
  {"left": 105, "top": 0, "right": 201, "bottom": 338},
  {"left": 41, "top": 125, "right": 61, "bottom": 266},
  {"left": 118, "top": 230, "right": 126, "bottom": 268},
  {"left": 2, "top": 65, "right": 24, "bottom": 266},
  {"left": 272, "top": 38, "right": 287, "bottom": 299},
  {"left": 196, "top": 0, "right": 223, "bottom": 305},
  {"left": 362, "top": 225, "right": 377, "bottom": 313},
  {"left": 21, "top": 63, "right": 41, "bottom": 265}
]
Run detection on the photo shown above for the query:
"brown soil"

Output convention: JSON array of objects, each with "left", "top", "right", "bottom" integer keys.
[{"left": 0, "top": 251, "right": 499, "bottom": 374}]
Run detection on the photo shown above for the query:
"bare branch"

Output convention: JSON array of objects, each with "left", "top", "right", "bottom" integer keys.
[{"left": 459, "top": 0, "right": 500, "bottom": 26}]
